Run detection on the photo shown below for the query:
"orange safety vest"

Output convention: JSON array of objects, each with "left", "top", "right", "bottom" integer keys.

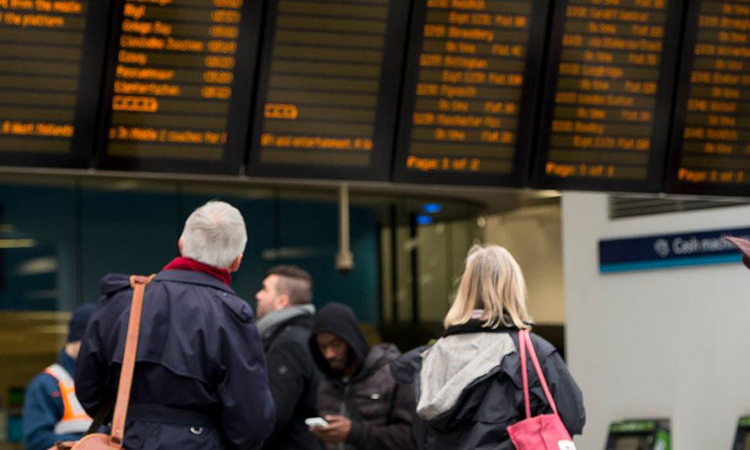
[{"left": 43, "top": 363, "right": 93, "bottom": 435}]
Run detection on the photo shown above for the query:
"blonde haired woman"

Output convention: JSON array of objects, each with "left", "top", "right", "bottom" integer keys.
[{"left": 392, "top": 245, "right": 585, "bottom": 449}]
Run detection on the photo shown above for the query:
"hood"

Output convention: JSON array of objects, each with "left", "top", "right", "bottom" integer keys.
[
  {"left": 256, "top": 303, "right": 315, "bottom": 342},
  {"left": 309, "top": 302, "right": 371, "bottom": 377},
  {"left": 417, "top": 327, "right": 516, "bottom": 423},
  {"left": 354, "top": 343, "right": 401, "bottom": 382},
  {"left": 101, "top": 273, "right": 132, "bottom": 296}
]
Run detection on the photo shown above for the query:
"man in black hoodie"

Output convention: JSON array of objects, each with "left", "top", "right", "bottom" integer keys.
[{"left": 308, "top": 303, "right": 416, "bottom": 450}]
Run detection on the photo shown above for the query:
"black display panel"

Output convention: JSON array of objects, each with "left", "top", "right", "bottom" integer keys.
[
  {"left": 0, "top": 0, "right": 110, "bottom": 168},
  {"left": 532, "top": 0, "right": 684, "bottom": 192},
  {"left": 667, "top": 0, "right": 750, "bottom": 196},
  {"left": 734, "top": 417, "right": 750, "bottom": 449},
  {"left": 247, "top": 0, "right": 410, "bottom": 181},
  {"left": 612, "top": 436, "right": 650, "bottom": 450},
  {"left": 97, "top": 0, "right": 263, "bottom": 174},
  {"left": 392, "top": 0, "right": 549, "bottom": 186}
]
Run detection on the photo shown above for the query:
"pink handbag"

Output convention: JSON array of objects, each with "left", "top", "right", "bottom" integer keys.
[{"left": 507, "top": 330, "right": 577, "bottom": 450}]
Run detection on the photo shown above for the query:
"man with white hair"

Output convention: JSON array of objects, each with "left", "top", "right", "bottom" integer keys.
[{"left": 75, "top": 201, "right": 275, "bottom": 450}]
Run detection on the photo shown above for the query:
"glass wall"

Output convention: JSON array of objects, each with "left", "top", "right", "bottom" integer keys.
[{"left": 378, "top": 204, "right": 483, "bottom": 350}]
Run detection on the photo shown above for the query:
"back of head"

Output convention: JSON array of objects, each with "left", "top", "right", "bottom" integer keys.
[
  {"left": 444, "top": 244, "right": 531, "bottom": 330},
  {"left": 268, "top": 265, "right": 313, "bottom": 304},
  {"left": 310, "top": 302, "right": 370, "bottom": 373},
  {"left": 68, "top": 303, "right": 96, "bottom": 343},
  {"left": 180, "top": 201, "right": 247, "bottom": 269}
]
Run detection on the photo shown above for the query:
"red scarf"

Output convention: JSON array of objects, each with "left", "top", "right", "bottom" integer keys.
[{"left": 163, "top": 257, "right": 231, "bottom": 286}]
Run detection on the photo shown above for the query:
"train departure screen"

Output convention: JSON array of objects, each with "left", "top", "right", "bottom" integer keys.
[
  {"left": 667, "top": 0, "right": 750, "bottom": 196},
  {"left": 0, "top": 0, "right": 109, "bottom": 168},
  {"left": 532, "top": 0, "right": 683, "bottom": 192},
  {"left": 247, "top": 0, "right": 409, "bottom": 180},
  {"left": 98, "top": 0, "right": 262, "bottom": 174},
  {"left": 392, "top": 0, "right": 549, "bottom": 186}
]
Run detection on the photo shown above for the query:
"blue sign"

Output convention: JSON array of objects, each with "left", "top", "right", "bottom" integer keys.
[
  {"left": 599, "top": 227, "right": 750, "bottom": 273},
  {"left": 415, "top": 215, "right": 434, "bottom": 225}
]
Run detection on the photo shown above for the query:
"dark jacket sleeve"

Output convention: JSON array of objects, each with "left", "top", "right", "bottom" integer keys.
[
  {"left": 74, "top": 312, "right": 109, "bottom": 417},
  {"left": 543, "top": 352, "right": 586, "bottom": 435},
  {"left": 265, "top": 338, "right": 311, "bottom": 431},
  {"left": 217, "top": 315, "right": 276, "bottom": 450},
  {"left": 346, "top": 383, "right": 417, "bottom": 450},
  {"left": 23, "top": 374, "right": 82, "bottom": 450}
]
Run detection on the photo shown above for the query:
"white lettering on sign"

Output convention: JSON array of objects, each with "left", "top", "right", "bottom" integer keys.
[{"left": 671, "top": 234, "right": 750, "bottom": 255}]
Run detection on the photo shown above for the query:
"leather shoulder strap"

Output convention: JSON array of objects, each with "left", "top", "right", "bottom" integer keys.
[{"left": 109, "top": 274, "right": 155, "bottom": 448}]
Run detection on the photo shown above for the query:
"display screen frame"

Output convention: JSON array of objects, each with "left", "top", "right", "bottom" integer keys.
[
  {"left": 530, "top": 0, "right": 686, "bottom": 193},
  {"left": 390, "top": 0, "right": 551, "bottom": 187},
  {"left": 664, "top": 0, "right": 750, "bottom": 197},
  {"left": 245, "top": 0, "right": 411, "bottom": 181},
  {"left": 0, "top": 0, "right": 112, "bottom": 169},
  {"left": 94, "top": 0, "right": 264, "bottom": 175}
]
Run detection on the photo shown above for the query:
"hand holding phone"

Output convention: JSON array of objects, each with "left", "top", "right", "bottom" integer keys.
[{"left": 305, "top": 417, "right": 330, "bottom": 429}]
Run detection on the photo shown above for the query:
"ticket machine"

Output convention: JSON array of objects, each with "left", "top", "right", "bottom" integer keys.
[
  {"left": 605, "top": 419, "right": 670, "bottom": 450},
  {"left": 733, "top": 416, "right": 750, "bottom": 449}
]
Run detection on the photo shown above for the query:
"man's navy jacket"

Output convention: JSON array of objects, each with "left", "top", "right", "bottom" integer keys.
[{"left": 74, "top": 269, "right": 276, "bottom": 450}]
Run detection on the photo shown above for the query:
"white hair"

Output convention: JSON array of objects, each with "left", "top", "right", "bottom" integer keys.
[{"left": 180, "top": 201, "right": 247, "bottom": 269}]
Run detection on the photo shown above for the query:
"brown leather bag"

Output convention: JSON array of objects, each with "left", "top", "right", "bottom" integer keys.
[{"left": 57, "top": 275, "right": 155, "bottom": 450}]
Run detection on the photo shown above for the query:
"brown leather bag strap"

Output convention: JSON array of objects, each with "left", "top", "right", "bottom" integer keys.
[{"left": 109, "top": 274, "right": 156, "bottom": 448}]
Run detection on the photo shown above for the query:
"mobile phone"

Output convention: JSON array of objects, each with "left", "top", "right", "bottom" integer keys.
[{"left": 305, "top": 417, "right": 329, "bottom": 429}]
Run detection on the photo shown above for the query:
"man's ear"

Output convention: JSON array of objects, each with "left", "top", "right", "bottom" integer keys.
[
  {"left": 228, "top": 253, "right": 243, "bottom": 272},
  {"left": 178, "top": 237, "right": 184, "bottom": 256},
  {"left": 276, "top": 294, "right": 291, "bottom": 309}
]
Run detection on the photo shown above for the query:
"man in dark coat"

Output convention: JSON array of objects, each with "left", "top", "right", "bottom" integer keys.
[
  {"left": 308, "top": 303, "right": 416, "bottom": 450},
  {"left": 23, "top": 304, "right": 95, "bottom": 450},
  {"left": 74, "top": 201, "right": 275, "bottom": 450},
  {"left": 255, "top": 265, "right": 322, "bottom": 450}
]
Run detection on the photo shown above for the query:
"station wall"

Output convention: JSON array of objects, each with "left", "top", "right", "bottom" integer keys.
[
  {"left": 562, "top": 192, "right": 750, "bottom": 449},
  {"left": 484, "top": 203, "right": 565, "bottom": 325}
]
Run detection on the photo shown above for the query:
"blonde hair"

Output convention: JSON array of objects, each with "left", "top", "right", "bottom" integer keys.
[{"left": 444, "top": 244, "right": 532, "bottom": 330}]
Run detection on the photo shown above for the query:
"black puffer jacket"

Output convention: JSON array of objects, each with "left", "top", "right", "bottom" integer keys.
[
  {"left": 391, "top": 321, "right": 586, "bottom": 450},
  {"left": 309, "top": 303, "right": 417, "bottom": 450}
]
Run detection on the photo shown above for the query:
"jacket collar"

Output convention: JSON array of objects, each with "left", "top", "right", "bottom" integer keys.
[
  {"left": 163, "top": 257, "right": 231, "bottom": 285},
  {"left": 257, "top": 304, "right": 315, "bottom": 342},
  {"left": 443, "top": 319, "right": 519, "bottom": 337},
  {"left": 154, "top": 269, "right": 236, "bottom": 295},
  {"left": 58, "top": 349, "right": 76, "bottom": 376}
]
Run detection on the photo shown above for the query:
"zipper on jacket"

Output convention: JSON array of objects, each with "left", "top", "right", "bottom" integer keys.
[{"left": 338, "top": 381, "right": 350, "bottom": 450}]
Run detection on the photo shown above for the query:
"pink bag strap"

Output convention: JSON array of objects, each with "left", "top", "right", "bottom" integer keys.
[
  {"left": 518, "top": 330, "right": 559, "bottom": 418},
  {"left": 519, "top": 327, "right": 531, "bottom": 418}
]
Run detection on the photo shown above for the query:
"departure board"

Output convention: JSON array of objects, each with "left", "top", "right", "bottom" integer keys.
[
  {"left": 392, "top": 0, "right": 549, "bottom": 186},
  {"left": 97, "top": 0, "right": 263, "bottom": 174},
  {"left": 667, "top": 0, "right": 750, "bottom": 196},
  {"left": 0, "top": 0, "right": 109, "bottom": 168},
  {"left": 532, "top": 0, "right": 684, "bottom": 192},
  {"left": 247, "top": 0, "right": 410, "bottom": 181}
]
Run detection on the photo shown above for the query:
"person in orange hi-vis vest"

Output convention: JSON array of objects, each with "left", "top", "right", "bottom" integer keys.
[{"left": 22, "top": 304, "right": 96, "bottom": 450}]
